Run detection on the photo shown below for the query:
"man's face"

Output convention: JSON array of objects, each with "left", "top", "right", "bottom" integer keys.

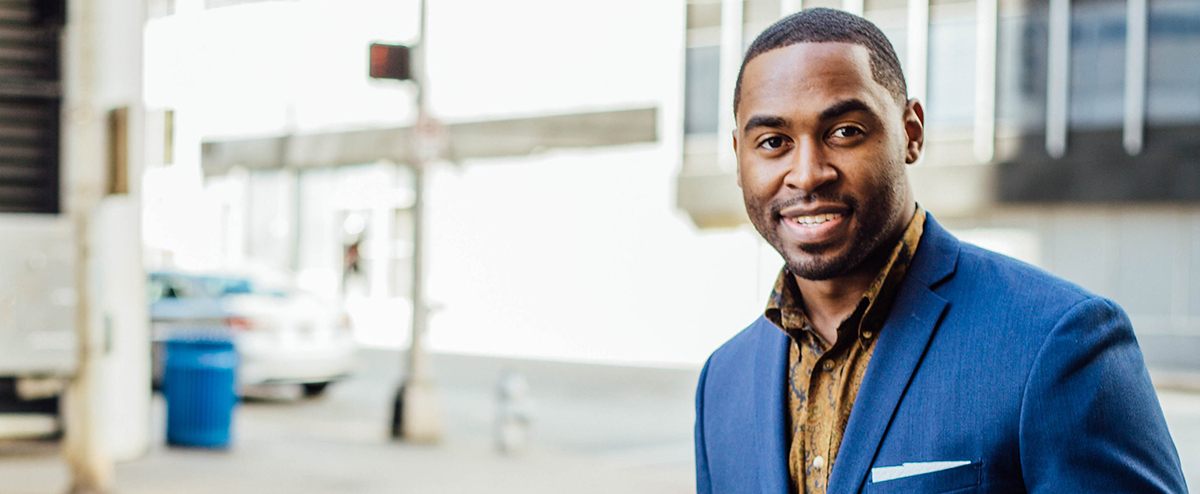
[{"left": 734, "top": 42, "right": 923, "bottom": 281}]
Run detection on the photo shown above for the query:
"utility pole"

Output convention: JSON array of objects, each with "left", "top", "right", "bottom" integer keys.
[{"left": 388, "top": 0, "right": 442, "bottom": 443}]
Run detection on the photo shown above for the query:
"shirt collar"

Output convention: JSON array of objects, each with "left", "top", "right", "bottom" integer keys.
[{"left": 765, "top": 205, "right": 927, "bottom": 345}]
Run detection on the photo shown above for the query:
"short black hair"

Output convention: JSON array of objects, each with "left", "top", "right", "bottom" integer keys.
[{"left": 733, "top": 8, "right": 908, "bottom": 115}]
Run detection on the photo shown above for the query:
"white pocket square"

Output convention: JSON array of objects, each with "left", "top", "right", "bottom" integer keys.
[{"left": 870, "top": 460, "right": 972, "bottom": 483}]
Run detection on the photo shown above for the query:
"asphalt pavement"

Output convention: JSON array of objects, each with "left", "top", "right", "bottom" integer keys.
[
  {"left": 1, "top": 349, "right": 698, "bottom": 494},
  {"left": 1, "top": 349, "right": 1197, "bottom": 493}
]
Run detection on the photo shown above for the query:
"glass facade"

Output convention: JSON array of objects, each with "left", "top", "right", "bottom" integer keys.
[
  {"left": 681, "top": 0, "right": 1200, "bottom": 201},
  {"left": 995, "top": 0, "right": 1200, "bottom": 202},
  {"left": 684, "top": 0, "right": 722, "bottom": 140},
  {"left": 864, "top": 0, "right": 910, "bottom": 78},
  {"left": 1147, "top": 0, "right": 1200, "bottom": 125},
  {"left": 1067, "top": 0, "right": 1125, "bottom": 129},
  {"left": 926, "top": 0, "right": 977, "bottom": 129},
  {"left": 685, "top": 46, "right": 721, "bottom": 135},
  {"left": 996, "top": 0, "right": 1049, "bottom": 133}
]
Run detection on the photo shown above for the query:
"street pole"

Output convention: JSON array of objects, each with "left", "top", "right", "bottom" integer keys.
[{"left": 390, "top": 0, "right": 442, "bottom": 443}]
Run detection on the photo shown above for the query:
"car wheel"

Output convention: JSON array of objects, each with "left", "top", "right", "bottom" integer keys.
[{"left": 301, "top": 382, "right": 330, "bottom": 398}]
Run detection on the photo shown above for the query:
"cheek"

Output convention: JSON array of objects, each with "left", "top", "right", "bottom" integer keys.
[
  {"left": 740, "top": 158, "right": 789, "bottom": 189},
  {"left": 864, "top": 160, "right": 907, "bottom": 202},
  {"left": 739, "top": 171, "right": 776, "bottom": 215},
  {"left": 737, "top": 164, "right": 767, "bottom": 194}
]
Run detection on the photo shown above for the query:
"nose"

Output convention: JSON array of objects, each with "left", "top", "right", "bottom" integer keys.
[{"left": 783, "top": 137, "right": 838, "bottom": 194}]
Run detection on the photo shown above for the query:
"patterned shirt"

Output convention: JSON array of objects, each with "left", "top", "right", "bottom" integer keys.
[{"left": 764, "top": 207, "right": 925, "bottom": 494}]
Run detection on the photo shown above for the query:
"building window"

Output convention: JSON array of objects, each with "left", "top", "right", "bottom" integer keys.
[
  {"left": 996, "top": 0, "right": 1049, "bottom": 134},
  {"left": 0, "top": 0, "right": 63, "bottom": 214},
  {"left": 685, "top": 45, "right": 721, "bottom": 136},
  {"left": 864, "top": 0, "right": 909, "bottom": 77},
  {"left": 1147, "top": 0, "right": 1200, "bottom": 125},
  {"left": 743, "top": 0, "right": 783, "bottom": 49},
  {"left": 926, "top": 0, "right": 977, "bottom": 130},
  {"left": 1067, "top": 0, "right": 1125, "bottom": 129}
]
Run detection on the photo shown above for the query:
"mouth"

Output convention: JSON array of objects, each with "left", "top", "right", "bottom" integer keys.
[
  {"left": 785, "top": 212, "right": 843, "bottom": 226},
  {"left": 776, "top": 206, "right": 851, "bottom": 245}
]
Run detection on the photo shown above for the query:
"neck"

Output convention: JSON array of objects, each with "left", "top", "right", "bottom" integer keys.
[
  {"left": 794, "top": 266, "right": 876, "bottom": 345},
  {"left": 794, "top": 202, "right": 916, "bottom": 344}
]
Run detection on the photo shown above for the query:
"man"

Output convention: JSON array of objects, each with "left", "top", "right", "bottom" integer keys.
[{"left": 693, "top": 8, "right": 1187, "bottom": 494}]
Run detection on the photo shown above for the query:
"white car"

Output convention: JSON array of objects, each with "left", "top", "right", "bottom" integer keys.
[{"left": 148, "top": 271, "right": 356, "bottom": 397}]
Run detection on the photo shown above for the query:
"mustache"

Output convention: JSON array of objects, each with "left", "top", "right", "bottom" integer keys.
[{"left": 769, "top": 193, "right": 858, "bottom": 218}]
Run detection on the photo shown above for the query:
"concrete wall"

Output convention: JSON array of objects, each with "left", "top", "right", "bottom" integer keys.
[
  {"left": 58, "top": 0, "right": 151, "bottom": 484},
  {"left": 945, "top": 205, "right": 1200, "bottom": 373}
]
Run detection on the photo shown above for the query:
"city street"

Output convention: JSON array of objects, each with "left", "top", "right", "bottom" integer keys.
[
  {"left": 2, "top": 349, "right": 697, "bottom": 494},
  {"left": 2, "top": 349, "right": 1197, "bottom": 493}
]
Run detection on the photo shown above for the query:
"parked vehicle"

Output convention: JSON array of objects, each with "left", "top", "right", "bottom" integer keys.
[
  {"left": 0, "top": 217, "right": 77, "bottom": 437},
  {"left": 148, "top": 271, "right": 356, "bottom": 397}
]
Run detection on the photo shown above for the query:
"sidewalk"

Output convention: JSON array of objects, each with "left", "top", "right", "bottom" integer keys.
[
  {"left": 1, "top": 350, "right": 697, "bottom": 494},
  {"left": 2, "top": 350, "right": 1197, "bottom": 493}
]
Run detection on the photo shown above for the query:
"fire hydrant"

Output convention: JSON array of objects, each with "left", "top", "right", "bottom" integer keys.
[{"left": 495, "top": 370, "right": 533, "bottom": 454}]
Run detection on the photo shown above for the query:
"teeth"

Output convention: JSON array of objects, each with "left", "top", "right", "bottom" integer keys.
[{"left": 792, "top": 213, "right": 841, "bottom": 225}]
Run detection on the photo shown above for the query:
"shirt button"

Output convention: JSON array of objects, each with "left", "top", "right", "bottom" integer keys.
[
  {"left": 813, "top": 455, "right": 826, "bottom": 469},
  {"left": 822, "top": 360, "right": 835, "bottom": 371},
  {"left": 862, "top": 330, "right": 874, "bottom": 339}
]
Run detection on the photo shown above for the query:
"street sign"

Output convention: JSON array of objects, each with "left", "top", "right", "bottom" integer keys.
[{"left": 369, "top": 43, "right": 411, "bottom": 81}]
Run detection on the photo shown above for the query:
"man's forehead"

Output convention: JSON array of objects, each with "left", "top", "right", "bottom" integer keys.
[
  {"left": 742, "top": 42, "right": 874, "bottom": 93},
  {"left": 750, "top": 40, "right": 872, "bottom": 66},
  {"left": 739, "top": 42, "right": 883, "bottom": 113}
]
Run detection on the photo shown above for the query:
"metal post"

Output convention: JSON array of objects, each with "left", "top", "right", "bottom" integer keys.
[
  {"left": 843, "top": 0, "right": 864, "bottom": 16},
  {"left": 1123, "top": 0, "right": 1147, "bottom": 156},
  {"left": 974, "top": 0, "right": 998, "bottom": 163},
  {"left": 717, "top": 0, "right": 743, "bottom": 171},
  {"left": 907, "top": 0, "right": 929, "bottom": 104},
  {"left": 781, "top": 0, "right": 802, "bottom": 16},
  {"left": 1046, "top": 0, "right": 1070, "bottom": 158},
  {"left": 390, "top": 0, "right": 442, "bottom": 443},
  {"left": 64, "top": 211, "right": 114, "bottom": 494}
]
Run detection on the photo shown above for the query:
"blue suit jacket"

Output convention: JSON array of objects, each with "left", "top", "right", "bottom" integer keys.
[{"left": 695, "top": 214, "right": 1188, "bottom": 493}]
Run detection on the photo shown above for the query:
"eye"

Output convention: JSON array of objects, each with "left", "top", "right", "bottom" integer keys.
[
  {"left": 757, "top": 135, "right": 788, "bottom": 151},
  {"left": 829, "top": 125, "right": 865, "bottom": 139}
]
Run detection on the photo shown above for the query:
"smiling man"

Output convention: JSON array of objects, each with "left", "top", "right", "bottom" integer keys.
[{"left": 693, "top": 8, "right": 1187, "bottom": 494}]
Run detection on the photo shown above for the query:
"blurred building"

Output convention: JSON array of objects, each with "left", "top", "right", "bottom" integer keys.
[
  {"left": 156, "top": 0, "right": 755, "bottom": 365},
  {"left": 0, "top": 0, "right": 75, "bottom": 428},
  {"left": 677, "top": 0, "right": 1200, "bottom": 373},
  {"left": 1, "top": 0, "right": 154, "bottom": 488},
  {"left": 151, "top": 0, "right": 1198, "bottom": 371}
]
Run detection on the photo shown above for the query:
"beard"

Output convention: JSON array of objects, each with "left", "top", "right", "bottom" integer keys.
[{"left": 744, "top": 168, "right": 908, "bottom": 281}]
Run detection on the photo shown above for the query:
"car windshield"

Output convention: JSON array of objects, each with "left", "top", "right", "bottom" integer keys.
[{"left": 149, "top": 273, "right": 280, "bottom": 301}]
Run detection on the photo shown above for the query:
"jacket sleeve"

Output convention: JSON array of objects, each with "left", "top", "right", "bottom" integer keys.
[
  {"left": 695, "top": 356, "right": 713, "bottom": 494},
  {"left": 1019, "top": 297, "right": 1188, "bottom": 493}
]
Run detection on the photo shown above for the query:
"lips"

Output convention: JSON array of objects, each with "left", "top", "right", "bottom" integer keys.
[
  {"left": 789, "top": 212, "right": 842, "bottom": 225},
  {"left": 777, "top": 205, "right": 851, "bottom": 245}
]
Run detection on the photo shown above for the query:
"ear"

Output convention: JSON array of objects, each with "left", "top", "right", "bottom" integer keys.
[
  {"left": 732, "top": 127, "right": 744, "bottom": 188},
  {"left": 902, "top": 98, "right": 925, "bottom": 165}
]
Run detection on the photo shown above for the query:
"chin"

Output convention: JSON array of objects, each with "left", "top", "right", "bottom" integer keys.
[{"left": 784, "top": 249, "right": 854, "bottom": 281}]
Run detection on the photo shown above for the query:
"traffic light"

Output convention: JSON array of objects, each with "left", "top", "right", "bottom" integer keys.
[{"left": 369, "top": 43, "right": 411, "bottom": 81}]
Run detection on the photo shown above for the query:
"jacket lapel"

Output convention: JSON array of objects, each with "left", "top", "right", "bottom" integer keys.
[
  {"left": 827, "top": 213, "right": 959, "bottom": 493},
  {"left": 752, "top": 317, "right": 793, "bottom": 493}
]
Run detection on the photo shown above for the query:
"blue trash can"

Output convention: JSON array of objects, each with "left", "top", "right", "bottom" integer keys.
[{"left": 164, "top": 336, "right": 238, "bottom": 448}]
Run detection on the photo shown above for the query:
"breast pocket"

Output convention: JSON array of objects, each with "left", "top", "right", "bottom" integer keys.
[{"left": 863, "top": 462, "right": 981, "bottom": 494}]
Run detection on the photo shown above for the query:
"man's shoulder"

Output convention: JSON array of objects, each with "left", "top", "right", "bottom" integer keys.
[
  {"left": 957, "top": 241, "right": 1089, "bottom": 294},
  {"left": 704, "top": 316, "right": 785, "bottom": 374},
  {"left": 946, "top": 240, "right": 1111, "bottom": 323},
  {"left": 710, "top": 316, "right": 776, "bottom": 358}
]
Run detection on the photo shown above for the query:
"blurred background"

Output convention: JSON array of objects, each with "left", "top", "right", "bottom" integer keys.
[{"left": 0, "top": 0, "right": 1197, "bottom": 492}]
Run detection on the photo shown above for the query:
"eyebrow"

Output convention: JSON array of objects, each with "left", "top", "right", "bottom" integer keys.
[
  {"left": 819, "top": 98, "right": 874, "bottom": 121},
  {"left": 742, "top": 115, "right": 789, "bottom": 135},
  {"left": 741, "top": 98, "right": 876, "bottom": 136}
]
